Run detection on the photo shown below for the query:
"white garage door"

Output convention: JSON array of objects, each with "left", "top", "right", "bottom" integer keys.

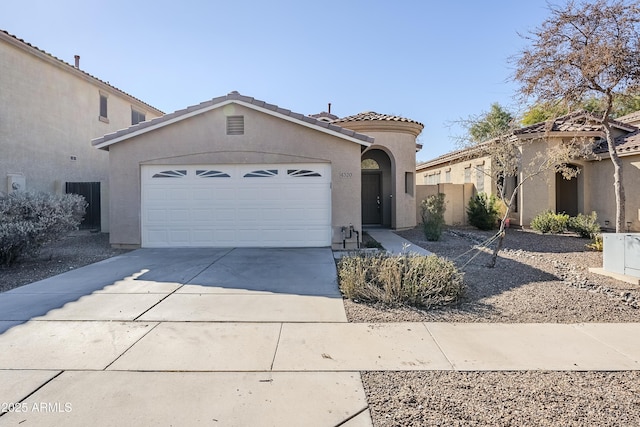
[{"left": 141, "top": 163, "right": 331, "bottom": 247}]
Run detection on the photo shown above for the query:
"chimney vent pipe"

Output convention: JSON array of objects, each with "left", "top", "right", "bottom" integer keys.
[{"left": 74, "top": 55, "right": 80, "bottom": 68}]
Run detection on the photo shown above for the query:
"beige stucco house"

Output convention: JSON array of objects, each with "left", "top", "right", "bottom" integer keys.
[
  {"left": 0, "top": 30, "right": 163, "bottom": 230},
  {"left": 417, "top": 111, "right": 640, "bottom": 231},
  {"left": 92, "top": 92, "right": 423, "bottom": 249}
]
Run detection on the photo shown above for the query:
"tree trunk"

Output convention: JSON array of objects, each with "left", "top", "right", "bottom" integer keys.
[
  {"left": 488, "top": 218, "right": 506, "bottom": 268},
  {"left": 603, "top": 123, "right": 626, "bottom": 232}
]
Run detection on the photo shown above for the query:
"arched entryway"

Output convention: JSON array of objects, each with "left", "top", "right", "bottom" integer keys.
[
  {"left": 556, "top": 164, "right": 580, "bottom": 216},
  {"left": 361, "top": 149, "right": 393, "bottom": 226}
]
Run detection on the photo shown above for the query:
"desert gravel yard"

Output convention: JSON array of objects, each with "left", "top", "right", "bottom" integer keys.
[
  {"left": 2, "top": 228, "right": 640, "bottom": 426},
  {"left": 346, "top": 227, "right": 639, "bottom": 323},
  {"left": 353, "top": 227, "right": 640, "bottom": 426},
  {"left": 0, "top": 231, "right": 128, "bottom": 293}
]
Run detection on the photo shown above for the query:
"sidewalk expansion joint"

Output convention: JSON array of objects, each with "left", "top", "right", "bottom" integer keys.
[
  {"left": 270, "top": 323, "right": 284, "bottom": 371},
  {"left": 422, "top": 322, "right": 455, "bottom": 370},
  {"left": 102, "top": 322, "right": 161, "bottom": 371},
  {"left": 0, "top": 370, "right": 64, "bottom": 419},
  {"left": 334, "top": 405, "right": 370, "bottom": 427}
]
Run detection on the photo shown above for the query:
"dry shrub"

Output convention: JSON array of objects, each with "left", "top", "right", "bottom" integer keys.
[{"left": 338, "top": 253, "right": 465, "bottom": 308}]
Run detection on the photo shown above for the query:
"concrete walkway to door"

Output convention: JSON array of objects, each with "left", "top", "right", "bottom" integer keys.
[{"left": 0, "top": 245, "right": 639, "bottom": 426}]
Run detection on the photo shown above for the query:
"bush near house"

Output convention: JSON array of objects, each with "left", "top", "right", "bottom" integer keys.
[
  {"left": 531, "top": 210, "right": 601, "bottom": 239},
  {"left": 0, "top": 192, "right": 87, "bottom": 266},
  {"left": 567, "top": 212, "right": 601, "bottom": 239},
  {"left": 420, "top": 194, "right": 446, "bottom": 241},
  {"left": 467, "top": 193, "right": 500, "bottom": 231},
  {"left": 531, "top": 210, "right": 570, "bottom": 234},
  {"left": 337, "top": 252, "right": 465, "bottom": 309}
]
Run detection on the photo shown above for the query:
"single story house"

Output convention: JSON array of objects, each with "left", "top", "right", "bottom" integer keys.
[
  {"left": 92, "top": 92, "right": 423, "bottom": 249},
  {"left": 416, "top": 111, "right": 640, "bottom": 231}
]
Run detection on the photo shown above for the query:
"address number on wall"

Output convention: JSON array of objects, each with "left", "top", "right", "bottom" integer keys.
[{"left": 339, "top": 172, "right": 353, "bottom": 178}]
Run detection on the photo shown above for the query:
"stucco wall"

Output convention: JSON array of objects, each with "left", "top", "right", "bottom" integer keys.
[
  {"left": 416, "top": 183, "right": 476, "bottom": 226},
  {"left": 585, "top": 154, "right": 640, "bottom": 232},
  {"left": 0, "top": 34, "right": 162, "bottom": 231},
  {"left": 106, "top": 103, "right": 364, "bottom": 248}
]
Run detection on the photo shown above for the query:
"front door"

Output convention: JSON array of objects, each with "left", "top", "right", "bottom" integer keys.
[
  {"left": 556, "top": 171, "right": 578, "bottom": 216},
  {"left": 362, "top": 172, "right": 382, "bottom": 225}
]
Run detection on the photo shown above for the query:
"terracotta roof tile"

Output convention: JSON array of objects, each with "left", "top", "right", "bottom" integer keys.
[{"left": 334, "top": 111, "right": 424, "bottom": 128}]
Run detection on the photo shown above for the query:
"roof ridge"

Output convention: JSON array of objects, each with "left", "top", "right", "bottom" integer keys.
[
  {"left": 0, "top": 28, "right": 163, "bottom": 115},
  {"left": 334, "top": 111, "right": 424, "bottom": 127},
  {"left": 92, "top": 91, "right": 375, "bottom": 149}
]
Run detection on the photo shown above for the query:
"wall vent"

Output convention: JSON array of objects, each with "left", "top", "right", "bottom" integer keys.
[{"left": 226, "top": 115, "right": 244, "bottom": 135}]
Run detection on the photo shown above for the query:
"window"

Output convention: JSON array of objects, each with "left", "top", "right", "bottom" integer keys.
[
  {"left": 476, "top": 164, "right": 485, "bottom": 192},
  {"left": 424, "top": 172, "right": 440, "bottom": 185},
  {"left": 132, "top": 109, "right": 146, "bottom": 125},
  {"left": 196, "top": 170, "right": 230, "bottom": 178},
  {"left": 288, "top": 169, "right": 321, "bottom": 177},
  {"left": 244, "top": 169, "right": 278, "bottom": 178},
  {"left": 361, "top": 159, "right": 380, "bottom": 170},
  {"left": 152, "top": 170, "right": 187, "bottom": 178},
  {"left": 99, "top": 93, "right": 108, "bottom": 122},
  {"left": 445, "top": 169, "right": 451, "bottom": 183},
  {"left": 405, "top": 172, "right": 414, "bottom": 195},
  {"left": 464, "top": 166, "right": 471, "bottom": 183},
  {"left": 226, "top": 116, "right": 244, "bottom": 135}
]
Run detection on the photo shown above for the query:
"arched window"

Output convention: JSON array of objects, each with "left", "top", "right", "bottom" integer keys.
[{"left": 361, "top": 159, "right": 380, "bottom": 170}]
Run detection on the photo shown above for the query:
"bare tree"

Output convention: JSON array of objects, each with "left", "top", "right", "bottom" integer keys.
[
  {"left": 479, "top": 128, "right": 594, "bottom": 267},
  {"left": 513, "top": 0, "right": 640, "bottom": 233},
  {"left": 458, "top": 108, "right": 595, "bottom": 267}
]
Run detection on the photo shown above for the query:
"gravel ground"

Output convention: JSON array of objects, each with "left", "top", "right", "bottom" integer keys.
[
  {"left": 350, "top": 227, "right": 640, "bottom": 427},
  {"left": 363, "top": 371, "right": 640, "bottom": 427},
  {"left": 0, "top": 231, "right": 128, "bottom": 293},
  {"left": 346, "top": 227, "right": 639, "bottom": 323}
]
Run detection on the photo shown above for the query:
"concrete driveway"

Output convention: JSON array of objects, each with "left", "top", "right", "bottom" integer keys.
[{"left": 0, "top": 248, "right": 371, "bottom": 426}]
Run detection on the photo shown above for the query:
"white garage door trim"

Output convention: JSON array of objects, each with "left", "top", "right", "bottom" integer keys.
[{"left": 141, "top": 163, "right": 331, "bottom": 248}]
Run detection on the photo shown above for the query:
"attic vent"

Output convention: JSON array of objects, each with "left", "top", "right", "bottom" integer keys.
[{"left": 226, "top": 115, "right": 244, "bottom": 135}]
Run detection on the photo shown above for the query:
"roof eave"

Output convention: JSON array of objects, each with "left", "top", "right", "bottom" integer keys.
[{"left": 93, "top": 98, "right": 374, "bottom": 150}]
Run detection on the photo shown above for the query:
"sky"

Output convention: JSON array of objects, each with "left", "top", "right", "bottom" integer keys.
[{"left": 1, "top": 0, "right": 555, "bottom": 162}]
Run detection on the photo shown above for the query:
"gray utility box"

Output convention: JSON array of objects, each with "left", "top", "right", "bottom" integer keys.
[{"left": 603, "top": 233, "right": 640, "bottom": 278}]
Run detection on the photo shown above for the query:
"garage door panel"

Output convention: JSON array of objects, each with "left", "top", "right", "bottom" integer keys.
[{"left": 142, "top": 164, "right": 331, "bottom": 247}]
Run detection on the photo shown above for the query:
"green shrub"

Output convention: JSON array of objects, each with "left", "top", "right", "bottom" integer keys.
[
  {"left": 0, "top": 192, "right": 87, "bottom": 266},
  {"left": 420, "top": 194, "right": 446, "bottom": 241},
  {"left": 466, "top": 193, "right": 499, "bottom": 230},
  {"left": 586, "top": 234, "right": 603, "bottom": 251},
  {"left": 337, "top": 252, "right": 465, "bottom": 308},
  {"left": 531, "top": 210, "right": 569, "bottom": 234},
  {"left": 568, "top": 211, "right": 600, "bottom": 239}
]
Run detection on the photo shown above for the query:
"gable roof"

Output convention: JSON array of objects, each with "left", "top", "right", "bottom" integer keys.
[
  {"left": 92, "top": 91, "right": 375, "bottom": 150},
  {"left": 418, "top": 110, "right": 640, "bottom": 171},
  {"left": 1, "top": 29, "right": 163, "bottom": 116},
  {"left": 513, "top": 110, "right": 636, "bottom": 137}
]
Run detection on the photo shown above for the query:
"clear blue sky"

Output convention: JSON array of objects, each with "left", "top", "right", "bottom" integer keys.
[{"left": 1, "top": 0, "right": 553, "bottom": 161}]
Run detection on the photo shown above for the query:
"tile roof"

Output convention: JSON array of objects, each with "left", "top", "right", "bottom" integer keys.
[
  {"left": 0, "top": 29, "right": 163, "bottom": 115},
  {"left": 616, "top": 111, "right": 640, "bottom": 125},
  {"left": 595, "top": 130, "right": 640, "bottom": 156},
  {"left": 418, "top": 110, "right": 640, "bottom": 170},
  {"left": 333, "top": 111, "right": 424, "bottom": 128},
  {"left": 513, "top": 110, "right": 634, "bottom": 135},
  {"left": 92, "top": 91, "right": 375, "bottom": 149}
]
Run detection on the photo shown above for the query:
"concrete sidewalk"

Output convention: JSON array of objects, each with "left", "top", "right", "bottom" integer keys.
[
  {"left": 1, "top": 246, "right": 639, "bottom": 426},
  {"left": 365, "top": 228, "right": 432, "bottom": 255}
]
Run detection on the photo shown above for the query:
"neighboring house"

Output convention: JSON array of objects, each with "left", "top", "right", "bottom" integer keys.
[
  {"left": 0, "top": 30, "right": 163, "bottom": 231},
  {"left": 416, "top": 111, "right": 640, "bottom": 231},
  {"left": 92, "top": 92, "right": 423, "bottom": 249}
]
